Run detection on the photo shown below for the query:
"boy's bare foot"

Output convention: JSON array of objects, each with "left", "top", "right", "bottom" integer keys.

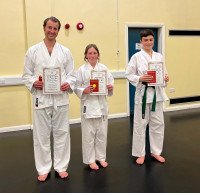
[
  {"left": 89, "top": 162, "right": 99, "bottom": 170},
  {"left": 58, "top": 171, "right": 69, "bottom": 178},
  {"left": 151, "top": 154, "right": 165, "bottom": 163},
  {"left": 99, "top": 161, "right": 108, "bottom": 168},
  {"left": 38, "top": 173, "right": 49, "bottom": 182},
  {"left": 136, "top": 156, "right": 145, "bottom": 165}
]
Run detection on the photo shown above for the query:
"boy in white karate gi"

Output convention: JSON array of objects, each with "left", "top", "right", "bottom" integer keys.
[
  {"left": 22, "top": 17, "right": 76, "bottom": 181},
  {"left": 125, "top": 29, "right": 169, "bottom": 165},
  {"left": 75, "top": 44, "right": 114, "bottom": 170}
]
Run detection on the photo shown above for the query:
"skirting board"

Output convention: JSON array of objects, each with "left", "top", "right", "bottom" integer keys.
[
  {"left": 1, "top": 103, "right": 200, "bottom": 133},
  {"left": 0, "top": 113, "right": 128, "bottom": 133},
  {"left": 0, "top": 125, "right": 32, "bottom": 133},
  {"left": 164, "top": 102, "right": 200, "bottom": 112}
]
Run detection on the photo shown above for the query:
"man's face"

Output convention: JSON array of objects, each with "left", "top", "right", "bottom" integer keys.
[
  {"left": 44, "top": 20, "right": 59, "bottom": 41},
  {"left": 140, "top": 35, "right": 154, "bottom": 51}
]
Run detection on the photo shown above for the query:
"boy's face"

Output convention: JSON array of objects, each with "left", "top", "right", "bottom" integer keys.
[{"left": 140, "top": 35, "right": 154, "bottom": 51}]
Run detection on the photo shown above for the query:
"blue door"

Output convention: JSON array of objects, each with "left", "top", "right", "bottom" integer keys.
[{"left": 128, "top": 28, "right": 158, "bottom": 115}]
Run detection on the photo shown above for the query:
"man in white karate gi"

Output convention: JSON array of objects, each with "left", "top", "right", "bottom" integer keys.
[
  {"left": 125, "top": 29, "right": 169, "bottom": 165},
  {"left": 22, "top": 16, "right": 75, "bottom": 181}
]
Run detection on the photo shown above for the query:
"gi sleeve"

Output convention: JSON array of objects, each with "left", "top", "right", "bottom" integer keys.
[
  {"left": 22, "top": 49, "right": 37, "bottom": 94},
  {"left": 74, "top": 68, "right": 87, "bottom": 100},
  {"left": 125, "top": 55, "right": 141, "bottom": 87},
  {"left": 107, "top": 69, "right": 114, "bottom": 97},
  {"left": 160, "top": 55, "right": 169, "bottom": 88},
  {"left": 64, "top": 50, "right": 76, "bottom": 93}
]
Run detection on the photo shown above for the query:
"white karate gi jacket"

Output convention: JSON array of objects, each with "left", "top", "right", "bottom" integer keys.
[
  {"left": 22, "top": 41, "right": 76, "bottom": 109},
  {"left": 125, "top": 49, "right": 168, "bottom": 104},
  {"left": 75, "top": 63, "right": 114, "bottom": 118}
]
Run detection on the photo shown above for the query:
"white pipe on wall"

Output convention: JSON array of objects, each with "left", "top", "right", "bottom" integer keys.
[
  {"left": 0, "top": 72, "right": 126, "bottom": 87},
  {"left": 0, "top": 76, "right": 23, "bottom": 86}
]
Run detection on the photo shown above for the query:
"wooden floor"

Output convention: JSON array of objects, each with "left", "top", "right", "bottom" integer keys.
[{"left": 0, "top": 108, "right": 200, "bottom": 193}]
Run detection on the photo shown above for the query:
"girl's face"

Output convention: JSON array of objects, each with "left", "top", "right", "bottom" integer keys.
[
  {"left": 140, "top": 35, "right": 154, "bottom": 52},
  {"left": 86, "top": 47, "right": 99, "bottom": 65}
]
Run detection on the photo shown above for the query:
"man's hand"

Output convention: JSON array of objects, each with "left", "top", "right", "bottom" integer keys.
[
  {"left": 33, "top": 80, "right": 43, "bottom": 90},
  {"left": 61, "top": 83, "right": 71, "bottom": 91}
]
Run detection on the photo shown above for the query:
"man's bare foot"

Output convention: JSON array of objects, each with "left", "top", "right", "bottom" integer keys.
[
  {"left": 151, "top": 154, "right": 165, "bottom": 163},
  {"left": 38, "top": 173, "right": 49, "bottom": 182},
  {"left": 89, "top": 162, "right": 99, "bottom": 170},
  {"left": 99, "top": 161, "right": 108, "bottom": 168},
  {"left": 136, "top": 156, "right": 145, "bottom": 165},
  {"left": 58, "top": 171, "right": 69, "bottom": 179}
]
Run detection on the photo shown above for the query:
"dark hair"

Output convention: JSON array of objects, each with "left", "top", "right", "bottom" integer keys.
[
  {"left": 84, "top": 44, "right": 100, "bottom": 62},
  {"left": 43, "top": 16, "right": 61, "bottom": 30},
  {"left": 140, "top": 29, "right": 154, "bottom": 40}
]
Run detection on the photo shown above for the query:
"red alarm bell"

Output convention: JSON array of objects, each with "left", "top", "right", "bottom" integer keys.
[
  {"left": 76, "top": 22, "right": 84, "bottom": 30},
  {"left": 65, "top": 23, "right": 70, "bottom": 29}
]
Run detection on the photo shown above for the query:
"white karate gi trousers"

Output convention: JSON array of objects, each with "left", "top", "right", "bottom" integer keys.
[
  {"left": 132, "top": 102, "right": 164, "bottom": 157},
  {"left": 33, "top": 105, "right": 70, "bottom": 175},
  {"left": 81, "top": 116, "right": 108, "bottom": 164}
]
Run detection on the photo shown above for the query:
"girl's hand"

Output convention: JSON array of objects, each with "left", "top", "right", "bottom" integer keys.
[
  {"left": 107, "top": 84, "right": 113, "bottom": 91},
  {"left": 83, "top": 85, "right": 94, "bottom": 94}
]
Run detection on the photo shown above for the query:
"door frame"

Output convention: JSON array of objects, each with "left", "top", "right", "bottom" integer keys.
[{"left": 125, "top": 23, "right": 166, "bottom": 116}]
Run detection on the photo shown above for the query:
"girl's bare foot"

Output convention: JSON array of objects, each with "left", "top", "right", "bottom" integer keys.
[
  {"left": 151, "top": 154, "right": 165, "bottom": 163},
  {"left": 136, "top": 156, "right": 145, "bottom": 165},
  {"left": 58, "top": 171, "right": 69, "bottom": 178},
  {"left": 99, "top": 161, "right": 108, "bottom": 168},
  {"left": 89, "top": 162, "right": 99, "bottom": 170},
  {"left": 38, "top": 173, "right": 49, "bottom": 182}
]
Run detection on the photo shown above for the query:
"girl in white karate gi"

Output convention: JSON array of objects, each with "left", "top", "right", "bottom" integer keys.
[
  {"left": 75, "top": 44, "right": 114, "bottom": 170},
  {"left": 125, "top": 29, "right": 169, "bottom": 165}
]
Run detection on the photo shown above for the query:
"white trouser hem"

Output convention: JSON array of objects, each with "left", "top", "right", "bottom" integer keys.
[
  {"left": 54, "top": 168, "right": 68, "bottom": 173},
  {"left": 38, "top": 170, "right": 51, "bottom": 175}
]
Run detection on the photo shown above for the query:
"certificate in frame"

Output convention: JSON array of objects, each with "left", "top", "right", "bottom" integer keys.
[
  {"left": 43, "top": 67, "right": 61, "bottom": 94},
  {"left": 90, "top": 70, "right": 107, "bottom": 95},
  {"left": 148, "top": 61, "right": 165, "bottom": 86}
]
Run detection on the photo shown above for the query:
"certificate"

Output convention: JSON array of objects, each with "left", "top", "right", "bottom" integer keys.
[
  {"left": 90, "top": 70, "right": 107, "bottom": 95},
  {"left": 43, "top": 67, "right": 61, "bottom": 94},
  {"left": 148, "top": 61, "right": 165, "bottom": 86}
]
